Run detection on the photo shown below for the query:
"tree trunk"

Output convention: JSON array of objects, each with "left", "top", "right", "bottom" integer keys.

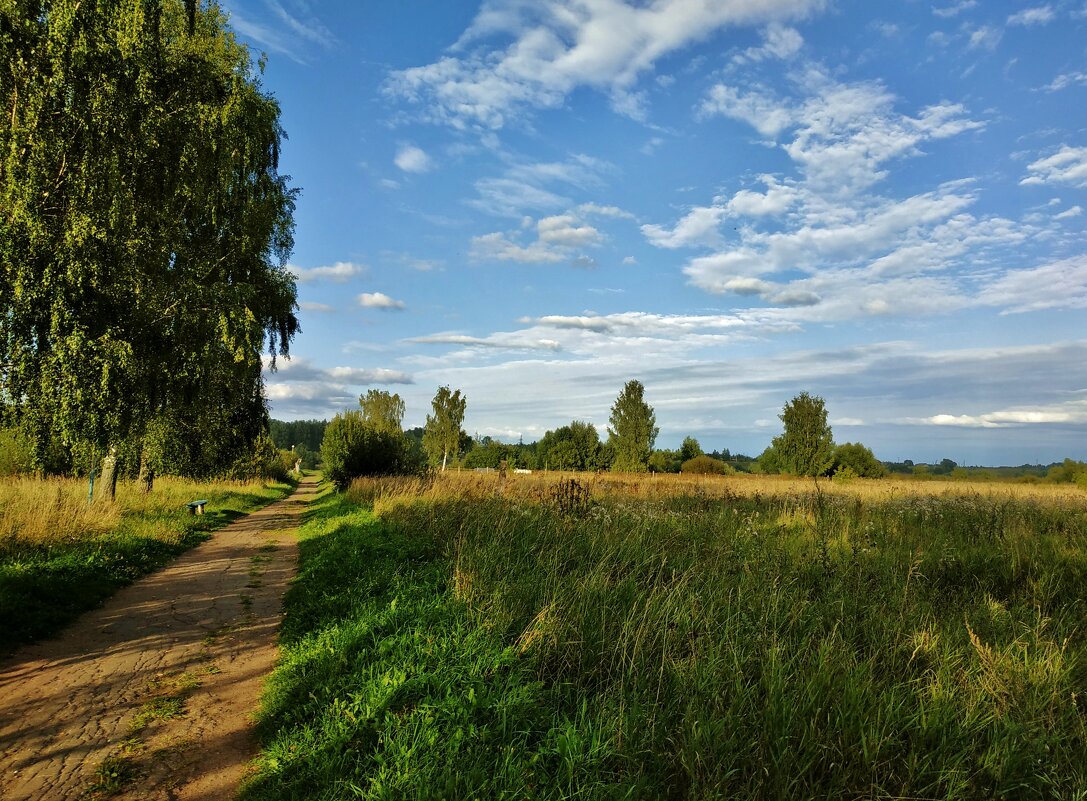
[
  {"left": 441, "top": 447, "right": 448, "bottom": 472},
  {"left": 138, "top": 447, "right": 155, "bottom": 493},
  {"left": 100, "top": 452, "right": 119, "bottom": 502}
]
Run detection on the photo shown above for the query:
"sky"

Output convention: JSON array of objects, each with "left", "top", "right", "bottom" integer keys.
[{"left": 222, "top": 0, "right": 1087, "bottom": 466}]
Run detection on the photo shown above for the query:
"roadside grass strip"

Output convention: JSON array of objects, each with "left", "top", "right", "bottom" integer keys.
[
  {"left": 0, "top": 478, "right": 295, "bottom": 653},
  {"left": 243, "top": 492, "right": 618, "bottom": 800},
  {"left": 246, "top": 480, "right": 1087, "bottom": 800}
]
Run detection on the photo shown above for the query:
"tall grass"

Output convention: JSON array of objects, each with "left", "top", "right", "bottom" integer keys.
[
  {"left": 248, "top": 474, "right": 1087, "bottom": 799},
  {"left": 0, "top": 475, "right": 294, "bottom": 653}
]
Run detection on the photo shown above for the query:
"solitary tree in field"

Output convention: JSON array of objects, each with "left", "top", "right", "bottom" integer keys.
[
  {"left": 608, "top": 380, "right": 658, "bottom": 473},
  {"left": 359, "top": 390, "right": 406, "bottom": 435},
  {"left": 423, "top": 386, "right": 467, "bottom": 471},
  {"left": 0, "top": 0, "right": 298, "bottom": 480},
  {"left": 770, "top": 392, "right": 835, "bottom": 476}
]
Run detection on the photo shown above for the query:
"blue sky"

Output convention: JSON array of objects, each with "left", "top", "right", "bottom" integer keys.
[{"left": 225, "top": 0, "right": 1087, "bottom": 465}]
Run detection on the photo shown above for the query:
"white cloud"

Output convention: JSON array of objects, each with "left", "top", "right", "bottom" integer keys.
[
  {"left": 409, "top": 332, "right": 563, "bottom": 351},
  {"left": 1055, "top": 205, "right": 1083, "bottom": 220},
  {"left": 386, "top": 0, "right": 827, "bottom": 129},
  {"left": 299, "top": 301, "right": 335, "bottom": 313},
  {"left": 733, "top": 23, "right": 804, "bottom": 64},
  {"left": 326, "top": 366, "right": 414, "bottom": 384},
  {"left": 577, "top": 202, "right": 637, "bottom": 220},
  {"left": 394, "top": 144, "right": 432, "bottom": 173},
  {"left": 471, "top": 214, "right": 603, "bottom": 264},
  {"left": 1021, "top": 146, "right": 1087, "bottom": 188},
  {"left": 642, "top": 205, "right": 727, "bottom": 249},
  {"left": 1007, "top": 6, "right": 1055, "bottom": 26},
  {"left": 914, "top": 400, "right": 1087, "bottom": 428},
  {"left": 290, "top": 261, "right": 366, "bottom": 283},
  {"left": 701, "top": 72, "right": 983, "bottom": 193},
  {"left": 1044, "top": 71, "right": 1087, "bottom": 92},
  {"left": 979, "top": 255, "right": 1087, "bottom": 313},
  {"left": 358, "top": 292, "right": 407, "bottom": 310},
  {"left": 932, "top": 1, "right": 977, "bottom": 18},
  {"left": 537, "top": 214, "right": 604, "bottom": 247},
  {"left": 967, "top": 25, "right": 1002, "bottom": 50}
]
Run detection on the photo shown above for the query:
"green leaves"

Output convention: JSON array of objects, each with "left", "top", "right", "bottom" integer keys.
[
  {"left": 607, "top": 379, "right": 658, "bottom": 473},
  {"left": 1, "top": 0, "right": 298, "bottom": 471}
]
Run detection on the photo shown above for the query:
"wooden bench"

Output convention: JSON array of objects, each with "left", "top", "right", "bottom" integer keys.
[{"left": 186, "top": 499, "right": 209, "bottom": 515}]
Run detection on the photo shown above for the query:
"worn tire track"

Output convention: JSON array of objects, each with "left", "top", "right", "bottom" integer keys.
[{"left": 0, "top": 475, "right": 320, "bottom": 801}]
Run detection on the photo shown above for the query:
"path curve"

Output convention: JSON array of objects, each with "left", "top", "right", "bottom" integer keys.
[{"left": 0, "top": 475, "right": 320, "bottom": 801}]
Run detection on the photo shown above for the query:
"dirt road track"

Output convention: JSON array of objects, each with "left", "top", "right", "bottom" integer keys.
[{"left": 0, "top": 475, "right": 320, "bottom": 801}]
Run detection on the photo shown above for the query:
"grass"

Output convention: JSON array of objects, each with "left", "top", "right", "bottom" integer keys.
[
  {"left": 0, "top": 475, "right": 294, "bottom": 654},
  {"left": 250, "top": 472, "right": 1087, "bottom": 799}
]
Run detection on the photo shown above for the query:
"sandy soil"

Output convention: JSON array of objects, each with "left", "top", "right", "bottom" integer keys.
[{"left": 0, "top": 475, "right": 320, "bottom": 801}]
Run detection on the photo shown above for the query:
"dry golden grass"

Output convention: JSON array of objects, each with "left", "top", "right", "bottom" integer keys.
[
  {"left": 0, "top": 475, "right": 283, "bottom": 546},
  {"left": 351, "top": 468, "right": 1085, "bottom": 508}
]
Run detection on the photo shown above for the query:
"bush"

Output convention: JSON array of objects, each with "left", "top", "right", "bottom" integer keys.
[
  {"left": 226, "top": 434, "right": 293, "bottom": 482},
  {"left": 680, "top": 454, "right": 733, "bottom": 475},
  {"left": 321, "top": 411, "right": 422, "bottom": 490},
  {"left": 831, "top": 442, "right": 886, "bottom": 478},
  {"left": 0, "top": 428, "right": 35, "bottom": 476}
]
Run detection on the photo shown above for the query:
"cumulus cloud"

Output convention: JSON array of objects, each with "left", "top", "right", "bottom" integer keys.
[
  {"left": 1021, "top": 146, "right": 1087, "bottom": 188},
  {"left": 358, "top": 292, "right": 407, "bottom": 310},
  {"left": 386, "top": 0, "right": 827, "bottom": 129},
  {"left": 394, "top": 144, "right": 432, "bottom": 173},
  {"left": 290, "top": 261, "right": 366, "bottom": 283},
  {"left": 471, "top": 214, "right": 603, "bottom": 264}
]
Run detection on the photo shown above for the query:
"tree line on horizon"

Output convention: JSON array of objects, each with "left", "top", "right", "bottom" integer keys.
[{"left": 302, "top": 381, "right": 1087, "bottom": 490}]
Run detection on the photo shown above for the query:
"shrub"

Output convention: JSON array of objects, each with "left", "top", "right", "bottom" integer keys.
[
  {"left": 680, "top": 454, "right": 733, "bottom": 475},
  {"left": 226, "top": 434, "right": 293, "bottom": 482},
  {"left": 831, "top": 442, "right": 886, "bottom": 478},
  {"left": 0, "top": 428, "right": 35, "bottom": 476},
  {"left": 321, "top": 411, "right": 422, "bottom": 490}
]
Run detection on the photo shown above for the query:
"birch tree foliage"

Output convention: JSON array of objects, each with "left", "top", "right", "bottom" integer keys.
[
  {"left": 0, "top": 0, "right": 298, "bottom": 470},
  {"left": 423, "top": 386, "right": 466, "bottom": 471},
  {"left": 608, "top": 379, "right": 658, "bottom": 473}
]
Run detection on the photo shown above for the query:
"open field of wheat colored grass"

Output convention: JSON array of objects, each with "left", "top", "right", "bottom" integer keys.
[{"left": 246, "top": 471, "right": 1087, "bottom": 800}]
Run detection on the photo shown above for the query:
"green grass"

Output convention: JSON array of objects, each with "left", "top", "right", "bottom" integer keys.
[
  {"left": 0, "top": 478, "right": 294, "bottom": 654},
  {"left": 247, "top": 479, "right": 1087, "bottom": 800}
]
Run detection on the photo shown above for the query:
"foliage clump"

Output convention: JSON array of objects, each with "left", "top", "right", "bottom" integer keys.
[
  {"left": 320, "top": 411, "right": 420, "bottom": 490},
  {"left": 680, "top": 454, "right": 733, "bottom": 475}
]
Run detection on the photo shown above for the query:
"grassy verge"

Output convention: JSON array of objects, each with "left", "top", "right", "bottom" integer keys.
[
  {"left": 247, "top": 476, "right": 1087, "bottom": 799},
  {"left": 0, "top": 476, "right": 294, "bottom": 654}
]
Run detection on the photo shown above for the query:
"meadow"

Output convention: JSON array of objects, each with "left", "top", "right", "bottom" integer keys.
[
  {"left": 0, "top": 475, "right": 294, "bottom": 653},
  {"left": 244, "top": 471, "right": 1087, "bottom": 800}
]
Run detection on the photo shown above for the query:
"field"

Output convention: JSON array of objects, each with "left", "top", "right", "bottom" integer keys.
[
  {"left": 243, "top": 471, "right": 1087, "bottom": 800},
  {"left": 0, "top": 475, "right": 295, "bottom": 653}
]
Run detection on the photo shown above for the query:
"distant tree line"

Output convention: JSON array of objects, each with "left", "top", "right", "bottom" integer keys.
[{"left": 266, "top": 382, "right": 1086, "bottom": 491}]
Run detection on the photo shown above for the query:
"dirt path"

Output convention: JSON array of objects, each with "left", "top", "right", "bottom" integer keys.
[{"left": 0, "top": 475, "right": 321, "bottom": 801}]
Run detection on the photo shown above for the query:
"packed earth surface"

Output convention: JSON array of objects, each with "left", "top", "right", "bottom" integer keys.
[{"left": 0, "top": 475, "right": 319, "bottom": 801}]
